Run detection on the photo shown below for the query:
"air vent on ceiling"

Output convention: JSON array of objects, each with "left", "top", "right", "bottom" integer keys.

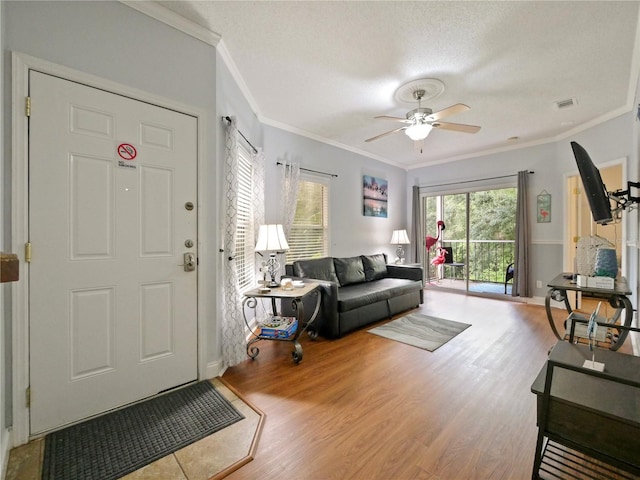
[{"left": 554, "top": 97, "right": 578, "bottom": 110}]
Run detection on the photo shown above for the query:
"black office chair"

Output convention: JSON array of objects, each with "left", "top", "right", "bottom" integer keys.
[{"left": 505, "top": 263, "right": 514, "bottom": 294}]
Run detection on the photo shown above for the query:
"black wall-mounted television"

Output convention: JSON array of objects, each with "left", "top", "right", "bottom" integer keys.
[{"left": 570, "top": 141, "right": 613, "bottom": 225}]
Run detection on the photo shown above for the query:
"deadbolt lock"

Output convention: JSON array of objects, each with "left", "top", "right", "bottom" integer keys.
[{"left": 185, "top": 202, "right": 194, "bottom": 211}]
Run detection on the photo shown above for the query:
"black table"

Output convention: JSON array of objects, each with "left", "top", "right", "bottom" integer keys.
[
  {"left": 531, "top": 342, "right": 640, "bottom": 477},
  {"left": 242, "top": 282, "right": 321, "bottom": 363},
  {"left": 545, "top": 273, "right": 633, "bottom": 351}
]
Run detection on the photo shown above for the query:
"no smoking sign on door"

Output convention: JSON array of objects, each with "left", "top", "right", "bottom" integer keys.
[{"left": 117, "top": 143, "right": 138, "bottom": 169}]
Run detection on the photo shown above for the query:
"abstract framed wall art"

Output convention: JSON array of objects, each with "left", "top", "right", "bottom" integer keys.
[{"left": 363, "top": 175, "right": 388, "bottom": 218}]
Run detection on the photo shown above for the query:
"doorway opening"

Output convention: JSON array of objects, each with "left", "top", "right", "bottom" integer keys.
[{"left": 565, "top": 162, "right": 624, "bottom": 309}]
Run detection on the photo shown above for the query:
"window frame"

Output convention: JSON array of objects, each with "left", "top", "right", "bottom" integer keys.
[{"left": 286, "top": 173, "right": 330, "bottom": 263}]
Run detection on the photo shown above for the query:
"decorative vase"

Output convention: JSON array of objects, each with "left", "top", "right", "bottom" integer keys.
[{"left": 594, "top": 248, "right": 617, "bottom": 278}]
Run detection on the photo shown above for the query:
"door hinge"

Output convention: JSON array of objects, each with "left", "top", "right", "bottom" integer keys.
[
  {"left": 573, "top": 187, "right": 580, "bottom": 195},
  {"left": 26, "top": 387, "right": 30, "bottom": 408},
  {"left": 25, "top": 96, "right": 31, "bottom": 117},
  {"left": 573, "top": 236, "right": 580, "bottom": 244},
  {"left": 25, "top": 242, "right": 32, "bottom": 263}
]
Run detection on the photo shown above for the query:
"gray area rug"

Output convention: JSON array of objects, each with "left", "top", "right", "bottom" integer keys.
[
  {"left": 368, "top": 313, "right": 471, "bottom": 351},
  {"left": 42, "top": 380, "right": 244, "bottom": 480}
]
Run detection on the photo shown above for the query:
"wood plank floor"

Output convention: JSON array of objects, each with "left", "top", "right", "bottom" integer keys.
[{"left": 221, "top": 291, "right": 628, "bottom": 480}]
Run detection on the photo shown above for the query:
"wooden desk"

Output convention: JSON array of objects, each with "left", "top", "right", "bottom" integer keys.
[
  {"left": 545, "top": 273, "right": 633, "bottom": 350},
  {"left": 531, "top": 342, "right": 640, "bottom": 477}
]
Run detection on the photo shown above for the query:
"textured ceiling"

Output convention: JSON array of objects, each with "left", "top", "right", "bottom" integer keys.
[{"left": 157, "top": 1, "right": 640, "bottom": 169}]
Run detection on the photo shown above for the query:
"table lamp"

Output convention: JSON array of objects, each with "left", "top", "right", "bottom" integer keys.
[
  {"left": 391, "top": 229, "right": 410, "bottom": 264},
  {"left": 255, "top": 224, "right": 290, "bottom": 287}
]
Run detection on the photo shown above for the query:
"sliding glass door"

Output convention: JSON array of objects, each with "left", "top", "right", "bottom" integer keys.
[{"left": 422, "top": 187, "right": 516, "bottom": 296}]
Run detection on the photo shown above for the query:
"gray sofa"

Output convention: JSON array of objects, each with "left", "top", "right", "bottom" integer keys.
[{"left": 283, "top": 253, "right": 423, "bottom": 338}]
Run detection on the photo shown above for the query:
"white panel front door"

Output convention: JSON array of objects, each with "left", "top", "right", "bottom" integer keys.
[{"left": 29, "top": 71, "right": 198, "bottom": 434}]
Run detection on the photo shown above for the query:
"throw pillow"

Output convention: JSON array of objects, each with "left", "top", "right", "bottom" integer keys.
[
  {"left": 334, "top": 256, "right": 366, "bottom": 286},
  {"left": 362, "top": 254, "right": 388, "bottom": 281}
]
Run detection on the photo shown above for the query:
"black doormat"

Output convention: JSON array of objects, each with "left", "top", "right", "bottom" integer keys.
[{"left": 42, "top": 380, "right": 245, "bottom": 480}]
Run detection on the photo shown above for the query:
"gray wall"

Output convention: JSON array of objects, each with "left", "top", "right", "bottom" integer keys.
[
  {"left": 1, "top": 0, "right": 639, "bottom": 457},
  {"left": 631, "top": 66, "right": 640, "bottom": 312},
  {"left": 262, "top": 125, "right": 408, "bottom": 260},
  {"left": 0, "top": 0, "right": 10, "bottom": 463},
  {"left": 214, "top": 49, "right": 264, "bottom": 359},
  {"left": 1, "top": 2, "right": 409, "bottom": 437},
  {"left": 2, "top": 0, "right": 222, "bottom": 418},
  {"left": 409, "top": 111, "right": 638, "bottom": 300}
]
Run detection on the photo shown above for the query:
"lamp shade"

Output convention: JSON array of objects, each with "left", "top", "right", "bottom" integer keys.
[
  {"left": 405, "top": 123, "right": 433, "bottom": 141},
  {"left": 390, "top": 229, "right": 410, "bottom": 245},
  {"left": 255, "top": 224, "right": 290, "bottom": 252}
]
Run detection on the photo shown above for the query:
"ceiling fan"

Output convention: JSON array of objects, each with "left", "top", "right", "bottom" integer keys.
[{"left": 365, "top": 90, "right": 481, "bottom": 145}]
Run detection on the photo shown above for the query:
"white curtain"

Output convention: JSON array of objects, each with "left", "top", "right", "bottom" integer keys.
[
  {"left": 253, "top": 149, "right": 266, "bottom": 238},
  {"left": 281, "top": 161, "right": 300, "bottom": 237},
  {"left": 221, "top": 117, "right": 250, "bottom": 367}
]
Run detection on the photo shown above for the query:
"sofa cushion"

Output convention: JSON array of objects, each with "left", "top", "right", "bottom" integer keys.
[
  {"left": 292, "top": 257, "right": 339, "bottom": 284},
  {"left": 334, "top": 256, "right": 366, "bottom": 286},
  {"left": 361, "top": 254, "right": 388, "bottom": 281},
  {"left": 337, "top": 278, "right": 420, "bottom": 312}
]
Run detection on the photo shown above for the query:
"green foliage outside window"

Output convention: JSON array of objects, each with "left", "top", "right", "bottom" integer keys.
[{"left": 423, "top": 187, "right": 517, "bottom": 284}]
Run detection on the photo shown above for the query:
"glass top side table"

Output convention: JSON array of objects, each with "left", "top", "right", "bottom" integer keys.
[{"left": 544, "top": 273, "right": 632, "bottom": 351}]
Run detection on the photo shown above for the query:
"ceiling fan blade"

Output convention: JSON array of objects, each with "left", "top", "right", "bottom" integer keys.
[
  {"left": 374, "top": 115, "right": 412, "bottom": 124},
  {"left": 427, "top": 103, "right": 470, "bottom": 121},
  {"left": 365, "top": 126, "right": 407, "bottom": 142},
  {"left": 431, "top": 121, "right": 481, "bottom": 134}
]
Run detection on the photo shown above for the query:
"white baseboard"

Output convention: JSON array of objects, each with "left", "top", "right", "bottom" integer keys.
[
  {"left": 1, "top": 427, "right": 11, "bottom": 479},
  {"left": 204, "top": 360, "right": 225, "bottom": 380},
  {"left": 526, "top": 295, "right": 547, "bottom": 306}
]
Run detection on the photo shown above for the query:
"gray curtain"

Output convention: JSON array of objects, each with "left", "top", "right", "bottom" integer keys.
[
  {"left": 411, "top": 185, "right": 423, "bottom": 265},
  {"left": 512, "top": 170, "right": 531, "bottom": 297}
]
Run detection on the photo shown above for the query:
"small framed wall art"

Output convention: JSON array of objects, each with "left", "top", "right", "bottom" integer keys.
[
  {"left": 537, "top": 190, "right": 551, "bottom": 223},
  {"left": 363, "top": 175, "right": 388, "bottom": 217}
]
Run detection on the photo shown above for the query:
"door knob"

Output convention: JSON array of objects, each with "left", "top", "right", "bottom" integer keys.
[{"left": 180, "top": 252, "right": 196, "bottom": 272}]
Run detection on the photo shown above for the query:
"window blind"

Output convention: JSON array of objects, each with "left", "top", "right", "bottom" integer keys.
[
  {"left": 287, "top": 180, "right": 329, "bottom": 263},
  {"left": 235, "top": 146, "right": 255, "bottom": 291}
]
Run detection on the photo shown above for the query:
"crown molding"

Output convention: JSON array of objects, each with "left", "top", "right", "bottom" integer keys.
[
  {"left": 121, "top": 1, "right": 640, "bottom": 171},
  {"left": 120, "top": 1, "right": 221, "bottom": 46},
  {"left": 261, "top": 117, "right": 406, "bottom": 169}
]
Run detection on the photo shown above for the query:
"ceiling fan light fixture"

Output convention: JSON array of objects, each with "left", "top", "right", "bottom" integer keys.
[{"left": 405, "top": 123, "right": 433, "bottom": 141}]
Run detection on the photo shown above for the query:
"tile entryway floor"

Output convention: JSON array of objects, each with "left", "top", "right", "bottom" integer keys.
[{"left": 5, "top": 378, "right": 264, "bottom": 480}]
